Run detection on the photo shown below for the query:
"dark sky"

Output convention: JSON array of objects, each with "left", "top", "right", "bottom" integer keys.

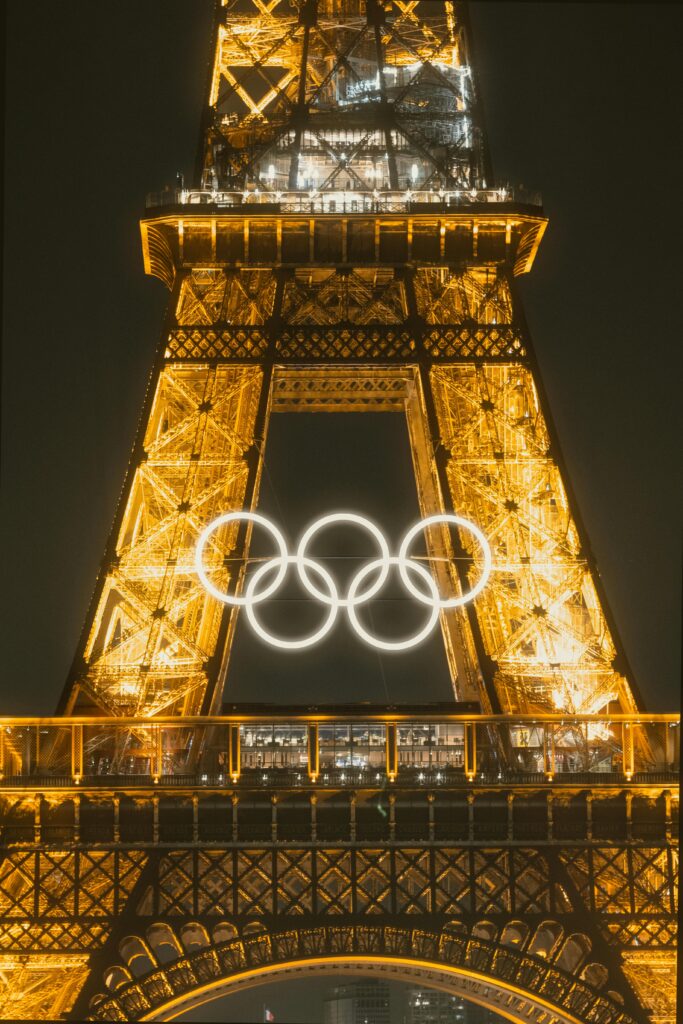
[
  {"left": 1, "top": 3, "right": 680, "bottom": 1021},
  {"left": 2, "top": 1, "right": 682, "bottom": 725}
]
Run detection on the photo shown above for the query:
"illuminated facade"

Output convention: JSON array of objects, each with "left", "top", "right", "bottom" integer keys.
[
  {"left": 0, "top": 2, "right": 677, "bottom": 1022},
  {"left": 323, "top": 978, "right": 390, "bottom": 1023},
  {"left": 408, "top": 987, "right": 500, "bottom": 1023}
]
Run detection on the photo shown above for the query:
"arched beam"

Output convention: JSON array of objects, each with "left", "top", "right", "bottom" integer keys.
[{"left": 88, "top": 922, "right": 641, "bottom": 1024}]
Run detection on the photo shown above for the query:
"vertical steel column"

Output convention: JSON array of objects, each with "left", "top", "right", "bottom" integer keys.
[
  {"left": 386, "top": 723, "right": 397, "bottom": 780},
  {"left": 308, "top": 723, "right": 319, "bottom": 781},
  {"left": 229, "top": 724, "right": 241, "bottom": 782}
]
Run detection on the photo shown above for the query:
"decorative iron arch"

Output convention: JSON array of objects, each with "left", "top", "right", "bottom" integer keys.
[{"left": 87, "top": 919, "right": 642, "bottom": 1024}]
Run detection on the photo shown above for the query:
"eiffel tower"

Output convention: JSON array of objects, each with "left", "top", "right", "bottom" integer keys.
[{"left": 0, "top": 2, "right": 677, "bottom": 1022}]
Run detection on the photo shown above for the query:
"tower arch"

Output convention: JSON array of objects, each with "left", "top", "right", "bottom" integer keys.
[{"left": 88, "top": 920, "right": 639, "bottom": 1024}]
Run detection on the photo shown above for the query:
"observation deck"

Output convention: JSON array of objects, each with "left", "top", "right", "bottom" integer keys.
[
  {"left": 140, "top": 187, "right": 547, "bottom": 292},
  {"left": 1, "top": 710, "right": 677, "bottom": 849},
  {"left": 1, "top": 710, "right": 677, "bottom": 792},
  {"left": 145, "top": 185, "right": 543, "bottom": 214}
]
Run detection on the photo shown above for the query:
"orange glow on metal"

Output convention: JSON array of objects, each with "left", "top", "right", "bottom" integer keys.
[{"left": 142, "top": 954, "right": 586, "bottom": 1024}]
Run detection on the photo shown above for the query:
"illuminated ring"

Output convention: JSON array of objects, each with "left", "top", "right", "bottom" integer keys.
[
  {"left": 398, "top": 513, "right": 492, "bottom": 608},
  {"left": 195, "top": 511, "right": 287, "bottom": 607},
  {"left": 195, "top": 511, "right": 493, "bottom": 650},
  {"left": 346, "top": 556, "right": 440, "bottom": 652},
  {"left": 296, "top": 512, "right": 390, "bottom": 607},
  {"left": 245, "top": 555, "right": 339, "bottom": 650}
]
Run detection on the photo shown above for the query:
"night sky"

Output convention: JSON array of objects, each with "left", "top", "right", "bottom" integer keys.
[
  {"left": 2, "top": 2, "right": 682, "bottom": 1020},
  {"left": 4, "top": 1, "right": 681, "bottom": 719}
]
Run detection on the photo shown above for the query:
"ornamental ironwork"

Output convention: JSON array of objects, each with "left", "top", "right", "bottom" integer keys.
[{"left": 1, "top": 2, "right": 677, "bottom": 1022}]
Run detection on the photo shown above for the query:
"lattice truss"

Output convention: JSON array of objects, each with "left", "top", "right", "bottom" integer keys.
[
  {"left": 414, "top": 267, "right": 512, "bottom": 326},
  {"left": 74, "top": 365, "right": 263, "bottom": 717},
  {"left": 151, "top": 846, "right": 567, "bottom": 917},
  {"left": 0, "top": 828, "right": 674, "bottom": 1020},
  {"left": 0, "top": 957, "right": 89, "bottom": 1022},
  {"left": 430, "top": 364, "right": 635, "bottom": 716},
  {"left": 0, "top": 846, "right": 146, "bottom": 1021},
  {"left": 77, "top": 842, "right": 672, "bottom": 1023},
  {"left": 621, "top": 951, "right": 677, "bottom": 1024},
  {"left": 208, "top": 0, "right": 485, "bottom": 191},
  {"left": 561, "top": 845, "right": 678, "bottom": 1024},
  {"left": 176, "top": 269, "right": 276, "bottom": 326},
  {"left": 283, "top": 267, "right": 406, "bottom": 322},
  {"left": 176, "top": 265, "right": 508, "bottom": 328}
]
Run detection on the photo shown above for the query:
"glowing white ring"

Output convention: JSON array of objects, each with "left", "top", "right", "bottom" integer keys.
[
  {"left": 296, "top": 512, "right": 390, "bottom": 607},
  {"left": 195, "top": 511, "right": 287, "bottom": 607},
  {"left": 346, "top": 557, "right": 440, "bottom": 651},
  {"left": 398, "top": 513, "right": 492, "bottom": 608},
  {"left": 195, "top": 511, "right": 492, "bottom": 651},
  {"left": 245, "top": 555, "right": 339, "bottom": 650}
]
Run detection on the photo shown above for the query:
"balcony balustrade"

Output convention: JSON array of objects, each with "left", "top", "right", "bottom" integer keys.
[{"left": 0, "top": 714, "right": 676, "bottom": 790}]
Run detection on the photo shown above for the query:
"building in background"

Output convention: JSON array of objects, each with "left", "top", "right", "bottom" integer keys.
[
  {"left": 323, "top": 979, "right": 390, "bottom": 1024},
  {"left": 408, "top": 988, "right": 503, "bottom": 1023}
]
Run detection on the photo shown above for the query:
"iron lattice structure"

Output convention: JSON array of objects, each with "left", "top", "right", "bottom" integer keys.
[{"left": 0, "top": 2, "right": 677, "bottom": 1022}]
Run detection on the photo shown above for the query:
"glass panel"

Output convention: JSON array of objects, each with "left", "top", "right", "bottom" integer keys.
[
  {"left": 2, "top": 725, "right": 37, "bottom": 779},
  {"left": 552, "top": 723, "right": 619, "bottom": 775},
  {"left": 509, "top": 724, "right": 545, "bottom": 775},
  {"left": 319, "top": 724, "right": 352, "bottom": 769},
  {"left": 349, "top": 723, "right": 385, "bottom": 773},
  {"left": 664, "top": 722, "right": 680, "bottom": 773},
  {"left": 552, "top": 724, "right": 585, "bottom": 775},
  {"left": 82, "top": 724, "right": 154, "bottom": 778},
  {"left": 633, "top": 722, "right": 679, "bottom": 775},
  {"left": 195, "top": 723, "right": 230, "bottom": 777},
  {"left": 240, "top": 723, "right": 308, "bottom": 770},
  {"left": 397, "top": 723, "right": 434, "bottom": 770},
  {"left": 585, "top": 721, "right": 621, "bottom": 772},
  {"left": 475, "top": 722, "right": 501, "bottom": 777},
  {"left": 160, "top": 726, "right": 208, "bottom": 777},
  {"left": 432, "top": 724, "right": 465, "bottom": 769},
  {"left": 35, "top": 726, "right": 72, "bottom": 777}
]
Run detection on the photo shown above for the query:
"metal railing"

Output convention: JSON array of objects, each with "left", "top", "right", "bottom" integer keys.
[
  {"left": 145, "top": 185, "right": 542, "bottom": 214},
  {"left": 0, "top": 713, "right": 677, "bottom": 788}
]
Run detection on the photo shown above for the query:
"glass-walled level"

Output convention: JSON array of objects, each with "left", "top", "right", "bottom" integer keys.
[
  {"left": 319, "top": 723, "right": 386, "bottom": 772},
  {"left": 0, "top": 717, "right": 677, "bottom": 787},
  {"left": 240, "top": 723, "right": 308, "bottom": 771},
  {"left": 398, "top": 723, "right": 465, "bottom": 772},
  {"left": 146, "top": 185, "right": 542, "bottom": 213}
]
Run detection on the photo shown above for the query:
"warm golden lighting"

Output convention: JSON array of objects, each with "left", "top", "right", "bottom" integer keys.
[
  {"left": 146, "top": 953, "right": 588, "bottom": 1024},
  {"left": 6, "top": 4, "right": 673, "bottom": 1024}
]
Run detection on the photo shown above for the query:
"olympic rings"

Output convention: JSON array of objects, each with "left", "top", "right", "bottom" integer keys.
[
  {"left": 296, "top": 512, "right": 390, "bottom": 607},
  {"left": 246, "top": 555, "right": 338, "bottom": 650},
  {"left": 347, "top": 556, "right": 440, "bottom": 652},
  {"left": 195, "top": 511, "right": 491, "bottom": 652},
  {"left": 398, "top": 514, "right": 492, "bottom": 608},
  {"left": 195, "top": 511, "right": 287, "bottom": 606}
]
